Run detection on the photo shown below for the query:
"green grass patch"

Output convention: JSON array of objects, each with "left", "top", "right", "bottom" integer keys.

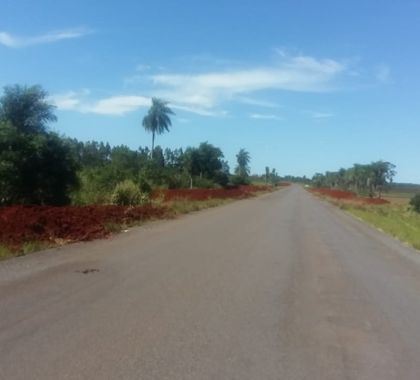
[
  {"left": 21, "top": 241, "right": 54, "bottom": 255},
  {"left": 342, "top": 204, "right": 420, "bottom": 250},
  {"left": 169, "top": 198, "right": 231, "bottom": 215},
  {"left": 0, "top": 245, "right": 14, "bottom": 260},
  {"left": 0, "top": 242, "right": 53, "bottom": 261}
]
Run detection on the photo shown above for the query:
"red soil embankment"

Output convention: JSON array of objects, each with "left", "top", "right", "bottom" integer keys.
[
  {"left": 308, "top": 188, "right": 390, "bottom": 205},
  {"left": 153, "top": 185, "right": 272, "bottom": 202},
  {"left": 0, "top": 204, "right": 171, "bottom": 248},
  {"left": 0, "top": 185, "right": 275, "bottom": 251}
]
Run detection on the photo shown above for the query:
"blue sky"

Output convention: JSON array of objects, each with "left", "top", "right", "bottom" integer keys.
[{"left": 1, "top": 0, "right": 420, "bottom": 182}]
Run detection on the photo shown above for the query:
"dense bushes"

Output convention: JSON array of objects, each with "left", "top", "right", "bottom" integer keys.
[
  {"left": 410, "top": 194, "right": 420, "bottom": 213},
  {"left": 111, "top": 180, "right": 149, "bottom": 206}
]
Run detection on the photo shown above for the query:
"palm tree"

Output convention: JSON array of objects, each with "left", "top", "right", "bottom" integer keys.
[
  {"left": 235, "top": 148, "right": 251, "bottom": 178},
  {"left": 142, "top": 98, "right": 174, "bottom": 158}
]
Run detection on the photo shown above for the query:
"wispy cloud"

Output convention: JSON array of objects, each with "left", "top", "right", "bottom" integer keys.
[
  {"left": 152, "top": 56, "right": 344, "bottom": 93},
  {"left": 51, "top": 92, "right": 151, "bottom": 115},
  {"left": 311, "top": 112, "right": 334, "bottom": 119},
  {"left": 177, "top": 117, "right": 190, "bottom": 123},
  {"left": 150, "top": 54, "right": 346, "bottom": 114},
  {"left": 52, "top": 53, "right": 351, "bottom": 117},
  {"left": 250, "top": 113, "right": 283, "bottom": 121},
  {"left": 87, "top": 96, "right": 151, "bottom": 115},
  {"left": 0, "top": 28, "right": 90, "bottom": 48},
  {"left": 51, "top": 90, "right": 89, "bottom": 111},
  {"left": 136, "top": 64, "right": 151, "bottom": 72},
  {"left": 237, "top": 96, "right": 279, "bottom": 108},
  {"left": 52, "top": 91, "right": 224, "bottom": 117},
  {"left": 171, "top": 104, "right": 227, "bottom": 117}
]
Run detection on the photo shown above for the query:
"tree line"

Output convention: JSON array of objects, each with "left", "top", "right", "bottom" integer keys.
[
  {"left": 312, "top": 161, "right": 396, "bottom": 198},
  {"left": 0, "top": 85, "right": 275, "bottom": 206}
]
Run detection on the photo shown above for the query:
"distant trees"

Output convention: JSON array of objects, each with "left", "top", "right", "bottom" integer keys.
[
  {"left": 2, "top": 83, "right": 274, "bottom": 206},
  {"left": 142, "top": 98, "right": 174, "bottom": 158},
  {"left": 263, "top": 166, "right": 281, "bottom": 185},
  {"left": 311, "top": 161, "right": 396, "bottom": 198},
  {"left": 183, "top": 142, "right": 229, "bottom": 188},
  {"left": 67, "top": 139, "right": 235, "bottom": 204},
  {"left": 0, "top": 85, "right": 79, "bottom": 205}
]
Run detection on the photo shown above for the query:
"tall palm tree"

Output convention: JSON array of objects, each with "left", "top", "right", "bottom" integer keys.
[
  {"left": 235, "top": 148, "right": 251, "bottom": 178},
  {"left": 142, "top": 98, "right": 174, "bottom": 158}
]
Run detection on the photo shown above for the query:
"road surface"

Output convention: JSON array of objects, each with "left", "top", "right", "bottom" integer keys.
[{"left": 1, "top": 185, "right": 420, "bottom": 379}]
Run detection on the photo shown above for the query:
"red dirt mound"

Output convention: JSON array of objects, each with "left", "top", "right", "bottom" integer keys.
[
  {"left": 0, "top": 204, "right": 171, "bottom": 248},
  {"left": 308, "top": 188, "right": 390, "bottom": 205},
  {"left": 153, "top": 185, "right": 271, "bottom": 202},
  {"left": 309, "top": 188, "right": 356, "bottom": 199}
]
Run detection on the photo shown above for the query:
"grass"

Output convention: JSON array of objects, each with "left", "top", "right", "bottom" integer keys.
[
  {"left": 382, "top": 190, "right": 418, "bottom": 206},
  {"left": 0, "top": 245, "right": 14, "bottom": 260},
  {"left": 168, "top": 198, "right": 232, "bottom": 214},
  {"left": 0, "top": 241, "right": 55, "bottom": 261},
  {"left": 341, "top": 203, "right": 420, "bottom": 250},
  {"left": 22, "top": 241, "right": 55, "bottom": 255}
]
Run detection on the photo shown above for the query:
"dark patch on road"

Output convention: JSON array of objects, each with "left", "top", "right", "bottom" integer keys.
[{"left": 76, "top": 268, "right": 99, "bottom": 274}]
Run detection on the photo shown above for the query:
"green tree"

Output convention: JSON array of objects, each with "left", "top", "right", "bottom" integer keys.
[
  {"left": 0, "top": 85, "right": 57, "bottom": 134},
  {"left": 235, "top": 148, "right": 251, "bottom": 179},
  {"left": 142, "top": 98, "right": 174, "bottom": 158},
  {"left": 410, "top": 194, "right": 420, "bottom": 213},
  {"left": 265, "top": 166, "right": 270, "bottom": 184},
  {"left": 0, "top": 122, "right": 78, "bottom": 205},
  {"left": 312, "top": 173, "right": 326, "bottom": 188},
  {"left": 0, "top": 85, "right": 78, "bottom": 205},
  {"left": 369, "top": 161, "right": 396, "bottom": 198}
]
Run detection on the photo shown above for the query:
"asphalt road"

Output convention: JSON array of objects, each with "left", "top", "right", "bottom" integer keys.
[{"left": 2, "top": 185, "right": 420, "bottom": 379}]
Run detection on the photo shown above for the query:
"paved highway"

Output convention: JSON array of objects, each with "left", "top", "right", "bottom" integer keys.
[{"left": 1, "top": 185, "right": 420, "bottom": 379}]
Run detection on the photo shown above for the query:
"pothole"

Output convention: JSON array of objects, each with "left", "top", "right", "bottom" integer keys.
[{"left": 76, "top": 268, "right": 100, "bottom": 274}]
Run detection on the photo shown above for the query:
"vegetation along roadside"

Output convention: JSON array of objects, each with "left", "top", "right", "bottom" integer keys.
[
  {"left": 0, "top": 84, "right": 292, "bottom": 259},
  {"left": 308, "top": 164, "right": 420, "bottom": 251}
]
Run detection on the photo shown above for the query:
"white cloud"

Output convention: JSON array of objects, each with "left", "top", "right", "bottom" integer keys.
[
  {"left": 0, "top": 28, "right": 90, "bottom": 48},
  {"left": 52, "top": 91, "right": 226, "bottom": 117},
  {"left": 0, "top": 33, "right": 15, "bottom": 47},
  {"left": 86, "top": 96, "right": 151, "bottom": 115},
  {"left": 53, "top": 93, "right": 81, "bottom": 110},
  {"left": 51, "top": 92, "right": 151, "bottom": 116},
  {"left": 250, "top": 113, "right": 283, "bottom": 121},
  {"left": 51, "top": 53, "right": 351, "bottom": 118},
  {"left": 152, "top": 56, "right": 344, "bottom": 92},
  {"left": 150, "top": 54, "right": 346, "bottom": 113},
  {"left": 171, "top": 104, "right": 227, "bottom": 117}
]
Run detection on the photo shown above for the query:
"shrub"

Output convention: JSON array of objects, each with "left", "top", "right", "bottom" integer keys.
[
  {"left": 111, "top": 180, "right": 149, "bottom": 206},
  {"left": 193, "top": 177, "right": 217, "bottom": 189},
  {"left": 409, "top": 193, "right": 420, "bottom": 213},
  {"left": 231, "top": 175, "right": 249, "bottom": 186},
  {"left": 138, "top": 176, "right": 152, "bottom": 194}
]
